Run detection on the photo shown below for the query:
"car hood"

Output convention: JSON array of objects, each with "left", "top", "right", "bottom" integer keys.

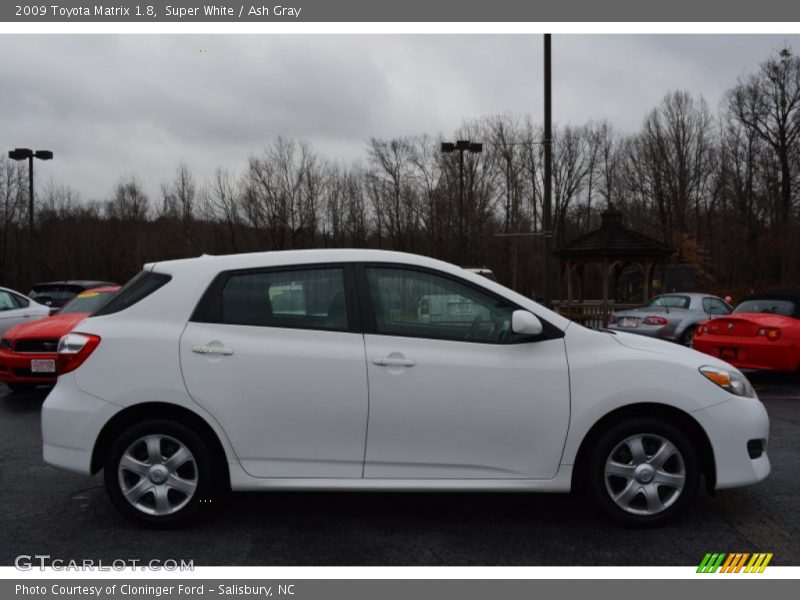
[
  {"left": 3, "top": 312, "right": 90, "bottom": 340},
  {"left": 610, "top": 329, "right": 734, "bottom": 370}
]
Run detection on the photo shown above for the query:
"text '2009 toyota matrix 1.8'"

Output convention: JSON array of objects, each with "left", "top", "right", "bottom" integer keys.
[{"left": 42, "top": 250, "right": 769, "bottom": 528}]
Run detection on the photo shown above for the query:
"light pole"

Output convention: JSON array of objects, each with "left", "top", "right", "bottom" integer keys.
[
  {"left": 8, "top": 148, "right": 53, "bottom": 285},
  {"left": 543, "top": 33, "right": 553, "bottom": 307},
  {"left": 441, "top": 140, "right": 482, "bottom": 265}
]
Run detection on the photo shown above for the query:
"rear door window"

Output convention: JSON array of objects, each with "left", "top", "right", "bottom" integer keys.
[{"left": 220, "top": 267, "right": 350, "bottom": 332}]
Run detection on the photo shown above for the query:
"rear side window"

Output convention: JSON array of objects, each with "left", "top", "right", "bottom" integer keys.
[
  {"left": 208, "top": 267, "right": 350, "bottom": 331},
  {"left": 13, "top": 293, "right": 29, "bottom": 308},
  {"left": 220, "top": 267, "right": 349, "bottom": 331},
  {"left": 702, "top": 297, "right": 731, "bottom": 315},
  {"left": 93, "top": 271, "right": 171, "bottom": 316}
]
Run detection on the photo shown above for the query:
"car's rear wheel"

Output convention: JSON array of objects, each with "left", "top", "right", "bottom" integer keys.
[
  {"left": 104, "top": 419, "right": 221, "bottom": 528},
  {"left": 680, "top": 326, "right": 695, "bottom": 347},
  {"left": 587, "top": 418, "right": 700, "bottom": 525},
  {"left": 6, "top": 382, "right": 37, "bottom": 394}
]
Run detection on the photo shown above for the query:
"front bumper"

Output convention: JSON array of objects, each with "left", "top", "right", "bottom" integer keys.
[
  {"left": 692, "top": 394, "right": 770, "bottom": 489},
  {"left": 41, "top": 373, "right": 120, "bottom": 474},
  {"left": 0, "top": 348, "right": 58, "bottom": 384}
]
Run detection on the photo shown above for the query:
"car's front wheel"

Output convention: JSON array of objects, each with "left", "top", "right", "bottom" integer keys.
[
  {"left": 104, "top": 419, "right": 221, "bottom": 528},
  {"left": 587, "top": 418, "right": 700, "bottom": 525}
]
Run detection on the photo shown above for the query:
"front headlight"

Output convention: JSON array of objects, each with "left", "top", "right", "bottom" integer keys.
[{"left": 699, "top": 366, "right": 756, "bottom": 398}]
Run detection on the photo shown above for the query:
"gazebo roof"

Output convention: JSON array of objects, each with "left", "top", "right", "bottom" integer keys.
[{"left": 554, "top": 206, "right": 672, "bottom": 261}]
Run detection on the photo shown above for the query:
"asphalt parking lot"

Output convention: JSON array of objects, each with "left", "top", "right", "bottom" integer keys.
[{"left": 1, "top": 373, "right": 799, "bottom": 567}]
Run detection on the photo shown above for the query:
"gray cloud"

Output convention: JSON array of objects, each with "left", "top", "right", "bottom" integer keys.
[{"left": 1, "top": 34, "right": 798, "bottom": 201}]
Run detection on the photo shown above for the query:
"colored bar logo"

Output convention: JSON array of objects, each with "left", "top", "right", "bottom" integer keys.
[{"left": 697, "top": 552, "right": 773, "bottom": 573}]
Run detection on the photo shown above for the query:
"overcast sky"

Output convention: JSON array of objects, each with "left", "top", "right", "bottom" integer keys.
[{"left": 1, "top": 34, "right": 799, "bottom": 201}]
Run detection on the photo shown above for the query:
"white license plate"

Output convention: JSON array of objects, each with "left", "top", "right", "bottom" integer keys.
[
  {"left": 621, "top": 317, "right": 638, "bottom": 328},
  {"left": 30, "top": 359, "right": 56, "bottom": 374}
]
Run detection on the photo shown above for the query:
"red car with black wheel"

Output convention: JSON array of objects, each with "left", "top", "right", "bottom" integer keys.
[
  {"left": 0, "top": 286, "right": 119, "bottom": 393},
  {"left": 693, "top": 293, "right": 800, "bottom": 372}
]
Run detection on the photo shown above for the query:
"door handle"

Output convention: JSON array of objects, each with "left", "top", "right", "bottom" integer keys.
[
  {"left": 22, "top": 314, "right": 32, "bottom": 319},
  {"left": 373, "top": 357, "right": 415, "bottom": 367},
  {"left": 192, "top": 345, "right": 234, "bottom": 356}
]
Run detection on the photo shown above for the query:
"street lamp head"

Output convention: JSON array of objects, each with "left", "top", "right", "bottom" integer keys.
[
  {"left": 8, "top": 148, "right": 33, "bottom": 161},
  {"left": 469, "top": 143, "right": 483, "bottom": 153},
  {"left": 441, "top": 142, "right": 455, "bottom": 153},
  {"left": 34, "top": 150, "right": 53, "bottom": 160}
]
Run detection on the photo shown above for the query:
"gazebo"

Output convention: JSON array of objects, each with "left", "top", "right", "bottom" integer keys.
[{"left": 553, "top": 205, "right": 673, "bottom": 326}]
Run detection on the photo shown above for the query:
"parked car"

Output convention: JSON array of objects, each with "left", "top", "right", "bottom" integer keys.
[
  {"left": 0, "top": 286, "right": 120, "bottom": 393},
  {"left": 608, "top": 293, "right": 732, "bottom": 346},
  {"left": 693, "top": 292, "right": 800, "bottom": 372},
  {"left": 28, "top": 280, "right": 117, "bottom": 311},
  {"left": 0, "top": 286, "right": 50, "bottom": 336},
  {"left": 42, "top": 250, "right": 768, "bottom": 528}
]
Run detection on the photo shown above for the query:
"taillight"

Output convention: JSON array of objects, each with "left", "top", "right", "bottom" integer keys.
[
  {"left": 757, "top": 327, "right": 782, "bottom": 341},
  {"left": 644, "top": 316, "right": 668, "bottom": 326},
  {"left": 57, "top": 333, "right": 101, "bottom": 374},
  {"left": 608, "top": 313, "right": 617, "bottom": 325}
]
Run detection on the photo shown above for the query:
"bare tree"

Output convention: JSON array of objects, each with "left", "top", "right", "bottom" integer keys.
[{"left": 727, "top": 47, "right": 800, "bottom": 279}]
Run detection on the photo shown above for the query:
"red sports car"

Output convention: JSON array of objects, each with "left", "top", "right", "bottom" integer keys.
[
  {"left": 0, "top": 286, "right": 119, "bottom": 393},
  {"left": 693, "top": 293, "right": 800, "bottom": 372}
]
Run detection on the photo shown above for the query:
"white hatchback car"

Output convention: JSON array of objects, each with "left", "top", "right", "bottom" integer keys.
[{"left": 42, "top": 250, "right": 770, "bottom": 527}]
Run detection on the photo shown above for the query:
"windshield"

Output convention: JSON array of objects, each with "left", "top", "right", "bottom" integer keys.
[
  {"left": 647, "top": 295, "right": 690, "bottom": 309},
  {"left": 60, "top": 290, "right": 116, "bottom": 315},
  {"left": 734, "top": 299, "right": 796, "bottom": 317},
  {"left": 29, "top": 285, "right": 82, "bottom": 303}
]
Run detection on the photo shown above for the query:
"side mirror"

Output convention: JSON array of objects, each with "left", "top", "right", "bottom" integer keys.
[{"left": 512, "top": 310, "right": 543, "bottom": 336}]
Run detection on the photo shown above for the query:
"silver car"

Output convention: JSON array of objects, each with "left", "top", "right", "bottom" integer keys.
[
  {"left": 0, "top": 286, "right": 50, "bottom": 336},
  {"left": 608, "top": 293, "right": 732, "bottom": 346}
]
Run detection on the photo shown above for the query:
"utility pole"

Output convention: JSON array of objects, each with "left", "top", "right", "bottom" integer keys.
[
  {"left": 441, "top": 140, "right": 482, "bottom": 266},
  {"left": 8, "top": 148, "right": 53, "bottom": 286},
  {"left": 542, "top": 33, "right": 553, "bottom": 307}
]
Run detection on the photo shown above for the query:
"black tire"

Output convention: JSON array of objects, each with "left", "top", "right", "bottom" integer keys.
[
  {"left": 104, "top": 419, "right": 223, "bottom": 529},
  {"left": 586, "top": 417, "right": 700, "bottom": 526},
  {"left": 680, "top": 326, "right": 695, "bottom": 347},
  {"left": 6, "top": 382, "right": 37, "bottom": 394}
]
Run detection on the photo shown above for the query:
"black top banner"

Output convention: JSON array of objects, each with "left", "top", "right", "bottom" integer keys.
[{"left": 2, "top": 0, "right": 798, "bottom": 22}]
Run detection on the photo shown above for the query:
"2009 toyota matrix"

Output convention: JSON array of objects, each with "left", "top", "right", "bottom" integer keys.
[{"left": 42, "top": 249, "right": 769, "bottom": 527}]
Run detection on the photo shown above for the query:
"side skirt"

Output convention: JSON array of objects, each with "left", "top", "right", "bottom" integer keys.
[{"left": 228, "top": 463, "right": 573, "bottom": 492}]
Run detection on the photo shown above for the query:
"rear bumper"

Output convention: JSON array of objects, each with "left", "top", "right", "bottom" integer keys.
[
  {"left": 0, "top": 349, "right": 57, "bottom": 384},
  {"left": 692, "top": 394, "right": 770, "bottom": 489},
  {"left": 41, "top": 373, "right": 120, "bottom": 474},
  {"left": 693, "top": 336, "right": 798, "bottom": 372}
]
